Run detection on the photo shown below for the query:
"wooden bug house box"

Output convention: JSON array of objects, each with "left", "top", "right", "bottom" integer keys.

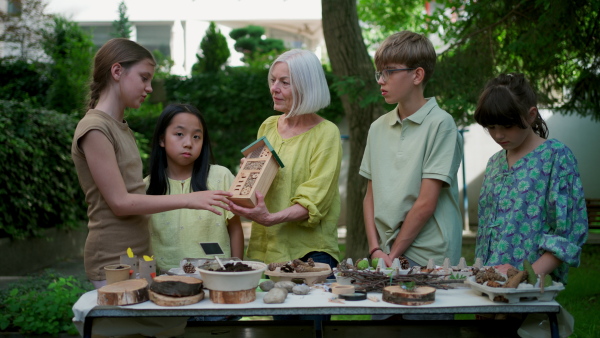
[{"left": 229, "top": 136, "right": 284, "bottom": 208}]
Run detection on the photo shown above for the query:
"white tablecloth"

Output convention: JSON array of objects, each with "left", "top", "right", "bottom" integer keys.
[{"left": 73, "top": 285, "right": 563, "bottom": 337}]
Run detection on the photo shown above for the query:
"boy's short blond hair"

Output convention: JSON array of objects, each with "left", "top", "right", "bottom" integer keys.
[{"left": 374, "top": 31, "right": 437, "bottom": 86}]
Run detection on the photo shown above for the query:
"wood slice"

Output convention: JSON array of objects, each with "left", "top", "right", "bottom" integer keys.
[
  {"left": 150, "top": 275, "right": 203, "bottom": 297},
  {"left": 209, "top": 288, "right": 256, "bottom": 304},
  {"left": 382, "top": 286, "right": 436, "bottom": 306},
  {"left": 97, "top": 279, "right": 149, "bottom": 306},
  {"left": 149, "top": 289, "right": 204, "bottom": 306}
]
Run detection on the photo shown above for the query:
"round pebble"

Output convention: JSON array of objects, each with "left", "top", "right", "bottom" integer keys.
[
  {"left": 274, "top": 281, "right": 296, "bottom": 292},
  {"left": 263, "top": 287, "right": 288, "bottom": 304},
  {"left": 292, "top": 284, "right": 310, "bottom": 295},
  {"left": 259, "top": 280, "right": 275, "bottom": 292}
]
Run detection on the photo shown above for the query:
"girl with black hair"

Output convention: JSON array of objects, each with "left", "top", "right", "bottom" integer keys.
[
  {"left": 145, "top": 104, "right": 244, "bottom": 273},
  {"left": 474, "top": 73, "right": 588, "bottom": 284}
]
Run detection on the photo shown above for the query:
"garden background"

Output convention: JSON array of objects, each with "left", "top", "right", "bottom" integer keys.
[{"left": 0, "top": 0, "right": 598, "bottom": 336}]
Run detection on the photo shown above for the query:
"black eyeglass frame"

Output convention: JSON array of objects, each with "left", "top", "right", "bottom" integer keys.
[{"left": 375, "top": 68, "right": 417, "bottom": 82}]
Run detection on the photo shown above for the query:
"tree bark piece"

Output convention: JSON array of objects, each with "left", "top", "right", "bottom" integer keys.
[
  {"left": 97, "top": 279, "right": 149, "bottom": 306},
  {"left": 150, "top": 275, "right": 203, "bottom": 297},
  {"left": 149, "top": 290, "right": 204, "bottom": 306},
  {"left": 382, "top": 286, "right": 436, "bottom": 306},
  {"left": 209, "top": 288, "right": 256, "bottom": 304}
]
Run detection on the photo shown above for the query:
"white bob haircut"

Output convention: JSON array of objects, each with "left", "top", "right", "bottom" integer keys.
[{"left": 268, "top": 49, "right": 330, "bottom": 117}]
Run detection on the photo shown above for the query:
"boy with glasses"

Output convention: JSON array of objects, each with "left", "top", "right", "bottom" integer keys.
[{"left": 360, "top": 31, "right": 463, "bottom": 272}]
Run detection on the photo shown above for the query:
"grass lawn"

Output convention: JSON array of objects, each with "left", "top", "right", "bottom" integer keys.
[{"left": 331, "top": 243, "right": 600, "bottom": 338}]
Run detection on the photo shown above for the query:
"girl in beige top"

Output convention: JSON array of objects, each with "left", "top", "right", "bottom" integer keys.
[{"left": 71, "top": 38, "right": 231, "bottom": 288}]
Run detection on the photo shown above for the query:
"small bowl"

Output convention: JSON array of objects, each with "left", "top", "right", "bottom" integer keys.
[
  {"left": 197, "top": 261, "right": 267, "bottom": 291},
  {"left": 264, "top": 263, "right": 332, "bottom": 286}
]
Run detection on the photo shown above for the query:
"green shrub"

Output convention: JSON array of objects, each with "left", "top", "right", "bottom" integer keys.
[
  {"left": 42, "top": 16, "right": 94, "bottom": 115},
  {"left": 125, "top": 101, "right": 164, "bottom": 175},
  {"left": 0, "top": 58, "right": 50, "bottom": 106},
  {"left": 0, "top": 271, "right": 93, "bottom": 335},
  {"left": 0, "top": 100, "right": 86, "bottom": 239},
  {"left": 164, "top": 66, "right": 345, "bottom": 171}
]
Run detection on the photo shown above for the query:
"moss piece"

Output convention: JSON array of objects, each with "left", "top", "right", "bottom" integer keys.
[{"left": 523, "top": 259, "right": 537, "bottom": 285}]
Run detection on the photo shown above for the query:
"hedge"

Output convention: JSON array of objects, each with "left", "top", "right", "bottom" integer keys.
[
  {"left": 0, "top": 100, "right": 86, "bottom": 239},
  {"left": 163, "top": 66, "right": 345, "bottom": 171}
]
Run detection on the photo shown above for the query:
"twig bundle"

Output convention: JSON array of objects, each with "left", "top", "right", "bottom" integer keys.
[{"left": 336, "top": 264, "right": 464, "bottom": 292}]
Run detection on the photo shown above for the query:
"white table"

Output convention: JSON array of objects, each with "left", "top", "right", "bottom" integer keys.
[{"left": 73, "top": 286, "right": 561, "bottom": 337}]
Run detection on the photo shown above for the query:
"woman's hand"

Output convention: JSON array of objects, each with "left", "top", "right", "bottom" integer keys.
[
  {"left": 493, "top": 263, "right": 515, "bottom": 275},
  {"left": 190, "top": 190, "right": 232, "bottom": 216},
  {"left": 228, "top": 191, "right": 275, "bottom": 226}
]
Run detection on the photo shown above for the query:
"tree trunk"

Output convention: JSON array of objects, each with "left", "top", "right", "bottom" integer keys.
[{"left": 322, "top": 0, "right": 386, "bottom": 261}]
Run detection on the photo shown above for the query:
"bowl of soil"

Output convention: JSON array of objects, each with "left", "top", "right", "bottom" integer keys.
[{"left": 197, "top": 261, "right": 268, "bottom": 292}]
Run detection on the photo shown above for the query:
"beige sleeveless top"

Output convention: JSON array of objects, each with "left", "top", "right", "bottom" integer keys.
[{"left": 71, "top": 109, "right": 149, "bottom": 281}]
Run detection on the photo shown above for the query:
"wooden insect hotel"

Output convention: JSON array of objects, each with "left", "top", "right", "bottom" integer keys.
[{"left": 229, "top": 136, "right": 284, "bottom": 208}]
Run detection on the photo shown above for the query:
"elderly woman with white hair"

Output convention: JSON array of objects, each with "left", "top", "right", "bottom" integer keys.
[{"left": 229, "top": 49, "right": 342, "bottom": 270}]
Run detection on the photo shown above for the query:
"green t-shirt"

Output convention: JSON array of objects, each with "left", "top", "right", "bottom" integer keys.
[{"left": 360, "top": 98, "right": 463, "bottom": 266}]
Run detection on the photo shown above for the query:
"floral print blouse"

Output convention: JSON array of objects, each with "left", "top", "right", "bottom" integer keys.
[{"left": 476, "top": 139, "right": 588, "bottom": 283}]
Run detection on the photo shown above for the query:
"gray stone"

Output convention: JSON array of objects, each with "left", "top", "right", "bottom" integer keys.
[
  {"left": 259, "top": 280, "right": 275, "bottom": 292},
  {"left": 274, "top": 281, "right": 296, "bottom": 292},
  {"left": 263, "top": 287, "right": 288, "bottom": 304},
  {"left": 292, "top": 284, "right": 310, "bottom": 295}
]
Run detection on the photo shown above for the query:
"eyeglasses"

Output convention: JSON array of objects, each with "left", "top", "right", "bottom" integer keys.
[{"left": 375, "top": 68, "right": 416, "bottom": 82}]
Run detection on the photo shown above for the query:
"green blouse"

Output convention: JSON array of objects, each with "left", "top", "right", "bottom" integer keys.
[
  {"left": 246, "top": 115, "right": 342, "bottom": 264},
  {"left": 144, "top": 165, "right": 236, "bottom": 272}
]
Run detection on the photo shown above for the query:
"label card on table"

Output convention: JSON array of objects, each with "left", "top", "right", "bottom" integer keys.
[{"left": 199, "top": 242, "right": 224, "bottom": 256}]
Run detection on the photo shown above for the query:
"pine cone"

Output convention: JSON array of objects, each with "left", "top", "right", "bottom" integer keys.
[
  {"left": 281, "top": 264, "right": 295, "bottom": 273},
  {"left": 475, "top": 267, "right": 506, "bottom": 284},
  {"left": 268, "top": 261, "right": 290, "bottom": 271},
  {"left": 398, "top": 256, "right": 410, "bottom": 269},
  {"left": 294, "top": 264, "right": 330, "bottom": 273},
  {"left": 183, "top": 262, "right": 196, "bottom": 273}
]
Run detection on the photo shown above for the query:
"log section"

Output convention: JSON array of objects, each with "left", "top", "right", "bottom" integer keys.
[
  {"left": 382, "top": 286, "right": 436, "bottom": 306},
  {"left": 97, "top": 279, "right": 149, "bottom": 306},
  {"left": 150, "top": 275, "right": 203, "bottom": 297}
]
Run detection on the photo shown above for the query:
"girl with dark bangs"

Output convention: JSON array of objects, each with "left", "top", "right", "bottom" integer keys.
[
  {"left": 145, "top": 104, "right": 243, "bottom": 273},
  {"left": 473, "top": 73, "right": 587, "bottom": 284}
]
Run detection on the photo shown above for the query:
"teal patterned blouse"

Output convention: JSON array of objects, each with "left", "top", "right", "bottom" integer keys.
[{"left": 476, "top": 139, "right": 588, "bottom": 283}]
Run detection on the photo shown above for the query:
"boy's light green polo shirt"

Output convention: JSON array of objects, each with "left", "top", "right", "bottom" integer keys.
[{"left": 359, "top": 98, "right": 463, "bottom": 266}]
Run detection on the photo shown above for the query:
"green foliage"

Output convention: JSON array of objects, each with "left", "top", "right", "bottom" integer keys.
[
  {"left": 358, "top": 0, "right": 600, "bottom": 124},
  {"left": 0, "top": 270, "right": 93, "bottom": 335},
  {"left": 112, "top": 0, "right": 132, "bottom": 39},
  {"left": 0, "top": 100, "right": 86, "bottom": 239},
  {"left": 229, "top": 25, "right": 285, "bottom": 68},
  {"left": 358, "top": 0, "right": 429, "bottom": 47},
  {"left": 164, "top": 66, "right": 345, "bottom": 171},
  {"left": 125, "top": 101, "right": 164, "bottom": 175},
  {"left": 193, "top": 22, "right": 231, "bottom": 74},
  {"left": 432, "top": 0, "right": 600, "bottom": 123},
  {"left": 42, "top": 16, "right": 94, "bottom": 115},
  {"left": 152, "top": 50, "right": 174, "bottom": 80},
  {"left": 0, "top": 58, "right": 50, "bottom": 105}
]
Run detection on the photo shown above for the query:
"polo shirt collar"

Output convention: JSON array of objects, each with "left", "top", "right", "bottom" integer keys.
[{"left": 386, "top": 97, "right": 438, "bottom": 126}]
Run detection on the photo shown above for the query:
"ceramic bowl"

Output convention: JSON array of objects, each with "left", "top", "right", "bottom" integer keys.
[{"left": 197, "top": 261, "right": 267, "bottom": 291}]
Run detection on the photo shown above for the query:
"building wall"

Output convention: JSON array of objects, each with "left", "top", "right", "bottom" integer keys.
[{"left": 45, "top": 0, "right": 325, "bottom": 75}]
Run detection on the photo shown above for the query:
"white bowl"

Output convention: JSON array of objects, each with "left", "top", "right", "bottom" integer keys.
[{"left": 197, "top": 261, "right": 267, "bottom": 291}]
